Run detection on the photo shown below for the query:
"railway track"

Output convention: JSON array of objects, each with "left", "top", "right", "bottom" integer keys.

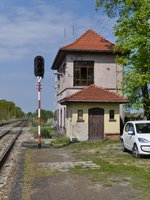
[
  {"left": 0, "top": 119, "right": 23, "bottom": 127},
  {"left": 0, "top": 119, "right": 28, "bottom": 168},
  {"left": 0, "top": 122, "right": 8, "bottom": 127},
  {"left": 0, "top": 120, "right": 25, "bottom": 139}
]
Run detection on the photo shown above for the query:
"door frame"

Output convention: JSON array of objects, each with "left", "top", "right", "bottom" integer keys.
[{"left": 88, "top": 107, "right": 104, "bottom": 140}]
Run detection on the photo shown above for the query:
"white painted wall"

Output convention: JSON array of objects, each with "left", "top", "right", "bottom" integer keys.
[
  {"left": 66, "top": 103, "right": 120, "bottom": 141},
  {"left": 57, "top": 53, "right": 122, "bottom": 99},
  {"left": 55, "top": 52, "right": 123, "bottom": 134}
]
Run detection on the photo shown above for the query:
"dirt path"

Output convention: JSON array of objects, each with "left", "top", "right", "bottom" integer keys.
[{"left": 26, "top": 148, "right": 139, "bottom": 200}]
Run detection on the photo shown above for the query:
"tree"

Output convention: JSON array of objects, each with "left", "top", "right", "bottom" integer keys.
[
  {"left": 0, "top": 99, "right": 25, "bottom": 120},
  {"left": 96, "top": 0, "right": 150, "bottom": 119},
  {"left": 34, "top": 109, "right": 53, "bottom": 123},
  {"left": 27, "top": 112, "right": 33, "bottom": 117}
]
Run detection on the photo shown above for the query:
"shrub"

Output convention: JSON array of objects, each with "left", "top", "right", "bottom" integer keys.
[
  {"left": 51, "top": 135, "right": 71, "bottom": 147},
  {"left": 41, "top": 127, "right": 52, "bottom": 138}
]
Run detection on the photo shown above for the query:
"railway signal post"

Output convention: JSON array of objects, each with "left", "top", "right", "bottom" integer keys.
[{"left": 34, "top": 56, "right": 44, "bottom": 148}]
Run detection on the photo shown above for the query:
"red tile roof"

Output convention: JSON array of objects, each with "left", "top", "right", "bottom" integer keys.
[
  {"left": 51, "top": 29, "right": 114, "bottom": 69},
  {"left": 61, "top": 29, "right": 114, "bottom": 51},
  {"left": 59, "top": 84, "right": 127, "bottom": 104}
]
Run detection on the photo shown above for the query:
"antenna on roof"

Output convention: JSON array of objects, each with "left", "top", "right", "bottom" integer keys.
[
  {"left": 73, "top": 24, "right": 75, "bottom": 36},
  {"left": 64, "top": 28, "right": 67, "bottom": 44},
  {"left": 72, "top": 24, "right": 76, "bottom": 40}
]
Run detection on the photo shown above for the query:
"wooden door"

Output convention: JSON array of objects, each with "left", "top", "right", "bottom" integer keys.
[{"left": 88, "top": 108, "right": 104, "bottom": 140}]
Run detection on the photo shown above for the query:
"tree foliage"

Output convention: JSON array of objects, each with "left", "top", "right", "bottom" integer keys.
[
  {"left": 96, "top": 0, "right": 150, "bottom": 119},
  {"left": 40, "top": 109, "right": 53, "bottom": 122},
  {"left": 0, "top": 99, "right": 25, "bottom": 121},
  {"left": 32, "top": 109, "right": 53, "bottom": 123}
]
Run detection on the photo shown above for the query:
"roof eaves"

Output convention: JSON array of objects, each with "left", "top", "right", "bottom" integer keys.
[
  {"left": 61, "top": 48, "right": 114, "bottom": 54},
  {"left": 51, "top": 49, "right": 66, "bottom": 70},
  {"left": 59, "top": 99, "right": 128, "bottom": 105}
]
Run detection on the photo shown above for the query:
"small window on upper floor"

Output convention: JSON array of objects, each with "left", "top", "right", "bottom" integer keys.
[
  {"left": 74, "top": 61, "right": 94, "bottom": 86},
  {"left": 109, "top": 110, "right": 116, "bottom": 122},
  {"left": 57, "top": 74, "right": 60, "bottom": 81},
  {"left": 62, "top": 63, "right": 66, "bottom": 74}
]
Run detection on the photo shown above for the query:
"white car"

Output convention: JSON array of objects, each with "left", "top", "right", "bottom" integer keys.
[{"left": 121, "top": 120, "right": 150, "bottom": 158}]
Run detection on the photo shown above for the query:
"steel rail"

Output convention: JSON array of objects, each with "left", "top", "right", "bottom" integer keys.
[
  {"left": 0, "top": 118, "right": 26, "bottom": 127},
  {"left": 0, "top": 122, "right": 8, "bottom": 127},
  {"left": 0, "top": 120, "right": 26, "bottom": 139},
  {"left": 0, "top": 119, "right": 22, "bottom": 127},
  {"left": 0, "top": 119, "right": 28, "bottom": 168}
]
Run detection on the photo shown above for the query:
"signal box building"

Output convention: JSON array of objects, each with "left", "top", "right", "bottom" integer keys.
[{"left": 51, "top": 29, "right": 127, "bottom": 141}]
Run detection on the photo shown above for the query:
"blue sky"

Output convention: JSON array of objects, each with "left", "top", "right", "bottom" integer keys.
[{"left": 0, "top": 0, "right": 116, "bottom": 113}]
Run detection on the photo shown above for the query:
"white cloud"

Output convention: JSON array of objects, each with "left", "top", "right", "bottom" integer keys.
[
  {"left": 0, "top": 1, "right": 117, "bottom": 112},
  {"left": 0, "top": 2, "right": 99, "bottom": 61}
]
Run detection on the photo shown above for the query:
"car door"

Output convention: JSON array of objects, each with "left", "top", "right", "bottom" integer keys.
[
  {"left": 124, "top": 123, "right": 135, "bottom": 150},
  {"left": 127, "top": 123, "right": 135, "bottom": 149}
]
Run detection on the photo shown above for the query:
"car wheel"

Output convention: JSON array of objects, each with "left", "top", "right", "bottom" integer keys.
[
  {"left": 132, "top": 144, "right": 140, "bottom": 158},
  {"left": 122, "top": 141, "right": 127, "bottom": 152}
]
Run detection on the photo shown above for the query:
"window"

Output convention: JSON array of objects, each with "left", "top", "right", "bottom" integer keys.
[
  {"left": 125, "top": 124, "right": 130, "bottom": 132},
  {"left": 60, "top": 109, "right": 62, "bottom": 127},
  {"left": 77, "top": 110, "right": 84, "bottom": 122},
  {"left": 64, "top": 107, "right": 66, "bottom": 128},
  {"left": 125, "top": 123, "right": 134, "bottom": 133},
  {"left": 109, "top": 110, "right": 116, "bottom": 121},
  {"left": 57, "top": 74, "right": 60, "bottom": 81},
  {"left": 136, "top": 123, "right": 150, "bottom": 134},
  {"left": 74, "top": 61, "right": 94, "bottom": 86}
]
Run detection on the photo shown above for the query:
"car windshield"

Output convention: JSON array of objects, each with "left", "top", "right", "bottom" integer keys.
[{"left": 136, "top": 123, "right": 150, "bottom": 134}]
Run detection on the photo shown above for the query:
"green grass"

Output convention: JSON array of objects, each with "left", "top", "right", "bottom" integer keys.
[
  {"left": 23, "top": 140, "right": 150, "bottom": 200},
  {"left": 30, "top": 123, "right": 57, "bottom": 139},
  {"left": 51, "top": 135, "right": 71, "bottom": 147},
  {"left": 67, "top": 141, "right": 150, "bottom": 200},
  {"left": 65, "top": 140, "right": 113, "bottom": 150}
]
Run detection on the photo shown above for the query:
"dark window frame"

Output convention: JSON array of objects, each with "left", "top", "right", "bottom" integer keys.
[
  {"left": 77, "top": 110, "right": 84, "bottom": 122},
  {"left": 109, "top": 110, "right": 116, "bottom": 122},
  {"left": 74, "top": 61, "right": 94, "bottom": 86}
]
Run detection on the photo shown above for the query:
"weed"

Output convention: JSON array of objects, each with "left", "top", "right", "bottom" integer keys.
[
  {"left": 68, "top": 141, "right": 150, "bottom": 200},
  {"left": 51, "top": 135, "right": 71, "bottom": 147}
]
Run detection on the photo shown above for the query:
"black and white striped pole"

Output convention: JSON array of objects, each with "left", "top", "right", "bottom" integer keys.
[{"left": 34, "top": 56, "right": 44, "bottom": 148}]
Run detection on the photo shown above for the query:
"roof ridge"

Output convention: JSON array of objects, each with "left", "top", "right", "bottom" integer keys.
[
  {"left": 61, "top": 29, "right": 92, "bottom": 49},
  {"left": 51, "top": 29, "right": 115, "bottom": 70},
  {"left": 94, "top": 84, "right": 122, "bottom": 97},
  {"left": 93, "top": 84, "right": 127, "bottom": 99},
  {"left": 61, "top": 29, "right": 114, "bottom": 50},
  {"left": 91, "top": 30, "right": 113, "bottom": 45},
  {"left": 63, "top": 84, "right": 127, "bottom": 102},
  {"left": 63, "top": 84, "right": 93, "bottom": 100}
]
